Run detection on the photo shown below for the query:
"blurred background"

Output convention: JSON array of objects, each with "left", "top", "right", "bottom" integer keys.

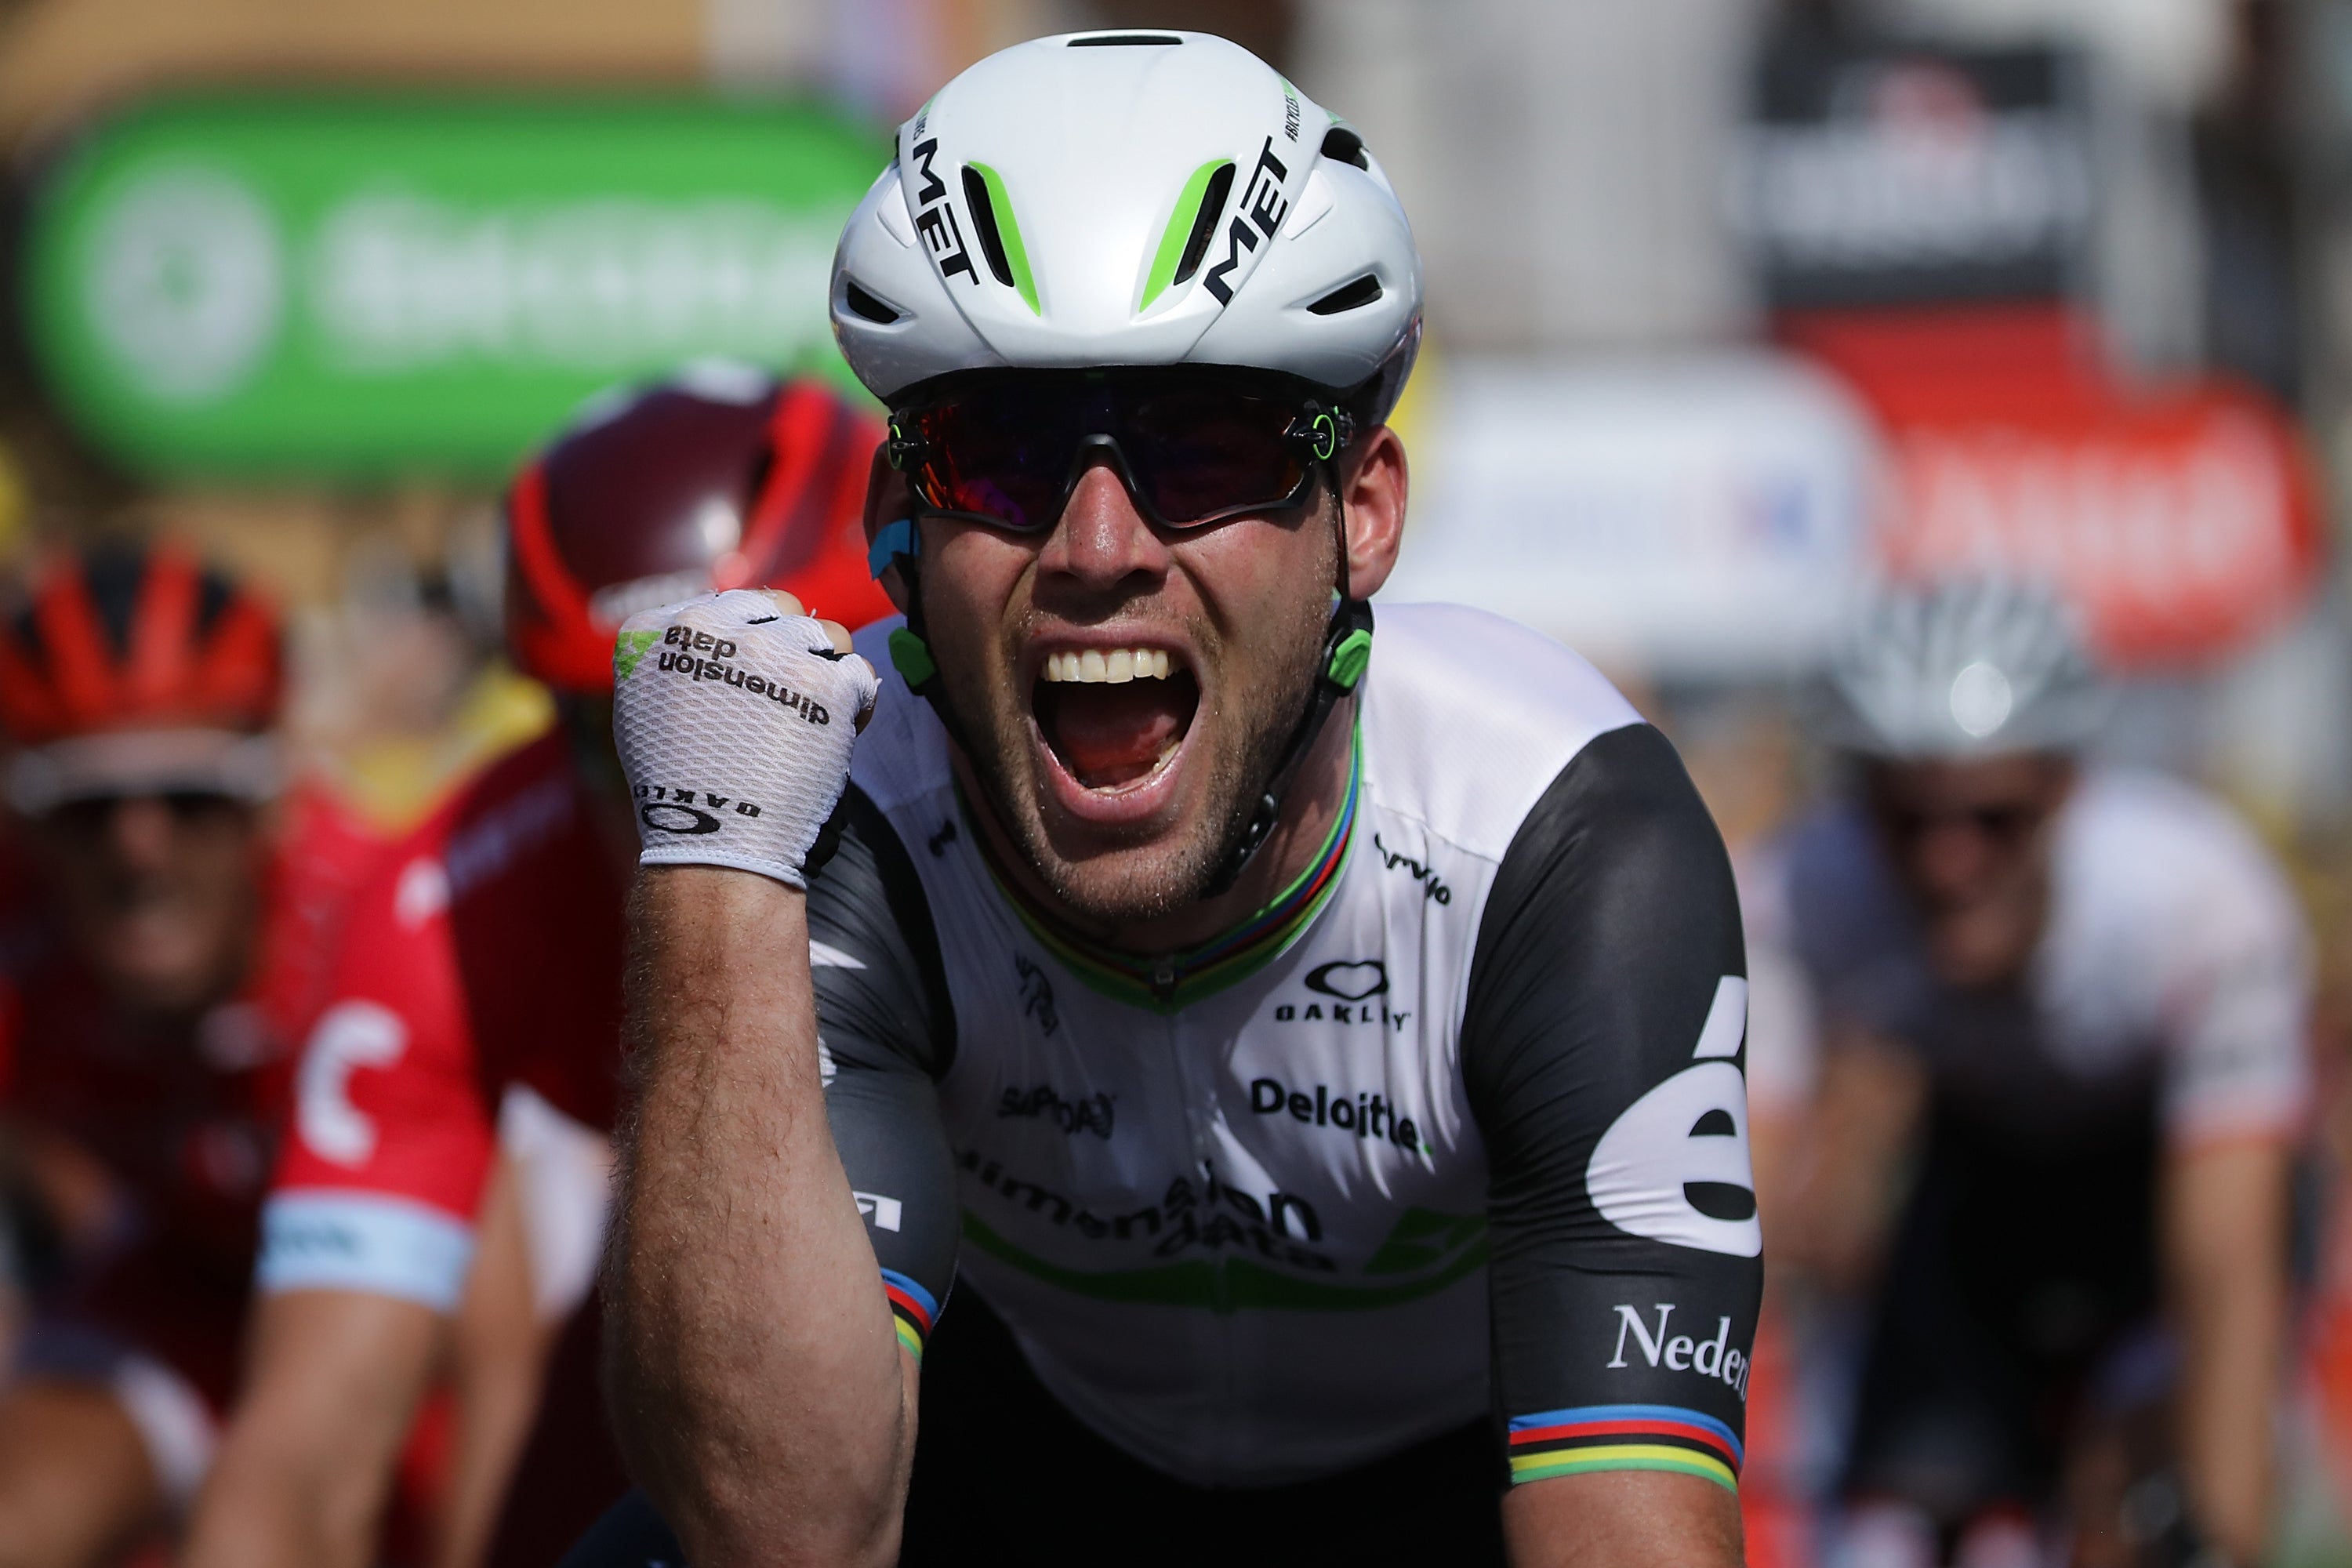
[{"left": 5, "top": 0, "right": 2351, "bottom": 1562}]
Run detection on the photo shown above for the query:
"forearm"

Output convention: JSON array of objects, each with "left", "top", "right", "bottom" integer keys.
[
  {"left": 183, "top": 1290, "right": 441, "bottom": 1568},
  {"left": 2168, "top": 1139, "right": 2289, "bottom": 1565},
  {"left": 185, "top": 1428, "right": 372, "bottom": 1568},
  {"left": 1502, "top": 1472, "right": 1743, "bottom": 1567},
  {"left": 605, "top": 866, "right": 913, "bottom": 1568},
  {"left": 432, "top": 1160, "right": 554, "bottom": 1568}
]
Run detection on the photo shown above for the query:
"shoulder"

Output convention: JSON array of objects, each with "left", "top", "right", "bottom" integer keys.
[
  {"left": 1360, "top": 602, "right": 1644, "bottom": 862},
  {"left": 319, "top": 818, "right": 468, "bottom": 1013},
  {"left": 432, "top": 732, "right": 590, "bottom": 900},
  {"left": 2056, "top": 769, "right": 2303, "bottom": 953}
]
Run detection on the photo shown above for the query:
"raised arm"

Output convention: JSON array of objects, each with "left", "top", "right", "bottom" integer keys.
[
  {"left": 1464, "top": 724, "right": 1760, "bottom": 1568},
  {"left": 599, "top": 591, "right": 926, "bottom": 1567},
  {"left": 604, "top": 869, "right": 915, "bottom": 1567}
]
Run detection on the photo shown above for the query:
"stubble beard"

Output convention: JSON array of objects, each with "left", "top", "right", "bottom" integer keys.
[{"left": 938, "top": 583, "right": 1333, "bottom": 932}]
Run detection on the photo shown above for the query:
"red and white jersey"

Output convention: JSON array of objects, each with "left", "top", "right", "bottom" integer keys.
[
  {"left": 260, "top": 735, "right": 626, "bottom": 1312},
  {"left": 0, "top": 782, "right": 391, "bottom": 1409}
]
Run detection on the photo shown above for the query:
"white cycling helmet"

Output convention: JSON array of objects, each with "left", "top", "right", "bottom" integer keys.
[
  {"left": 1815, "top": 579, "right": 2110, "bottom": 759},
  {"left": 830, "top": 29, "right": 1422, "bottom": 413}
]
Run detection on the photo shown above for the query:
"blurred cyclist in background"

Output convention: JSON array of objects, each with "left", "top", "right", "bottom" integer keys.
[
  {"left": 184, "top": 365, "right": 891, "bottom": 1568},
  {"left": 0, "top": 541, "right": 390, "bottom": 1568},
  {"left": 1747, "top": 581, "right": 2308, "bottom": 1567}
]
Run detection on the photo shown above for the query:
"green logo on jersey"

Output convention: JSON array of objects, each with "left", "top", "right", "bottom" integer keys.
[
  {"left": 613, "top": 630, "right": 659, "bottom": 682},
  {"left": 1363, "top": 1208, "right": 1484, "bottom": 1276}
]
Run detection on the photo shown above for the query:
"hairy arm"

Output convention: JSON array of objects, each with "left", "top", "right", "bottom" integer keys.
[
  {"left": 604, "top": 866, "right": 917, "bottom": 1568},
  {"left": 183, "top": 1290, "right": 442, "bottom": 1568},
  {"left": 1504, "top": 1471, "right": 1742, "bottom": 1567},
  {"left": 2165, "top": 1136, "right": 2289, "bottom": 1565}
]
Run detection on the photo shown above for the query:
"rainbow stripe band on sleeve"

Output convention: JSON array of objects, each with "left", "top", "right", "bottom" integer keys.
[
  {"left": 882, "top": 1269, "right": 938, "bottom": 1363},
  {"left": 1507, "top": 1405, "right": 1741, "bottom": 1493}
]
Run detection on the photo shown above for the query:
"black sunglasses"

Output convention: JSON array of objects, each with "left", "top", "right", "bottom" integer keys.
[
  {"left": 1872, "top": 799, "right": 2048, "bottom": 848},
  {"left": 887, "top": 368, "right": 1353, "bottom": 534},
  {"left": 47, "top": 791, "right": 250, "bottom": 837}
]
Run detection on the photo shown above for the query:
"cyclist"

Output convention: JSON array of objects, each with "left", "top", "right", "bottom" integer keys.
[
  {"left": 583, "top": 31, "right": 1761, "bottom": 1568},
  {"left": 183, "top": 367, "right": 891, "bottom": 1568},
  {"left": 0, "top": 541, "right": 395, "bottom": 1566},
  {"left": 1745, "top": 580, "right": 2307, "bottom": 1566}
]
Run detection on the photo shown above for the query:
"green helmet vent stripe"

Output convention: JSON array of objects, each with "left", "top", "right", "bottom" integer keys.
[
  {"left": 1141, "top": 158, "right": 1234, "bottom": 312},
  {"left": 963, "top": 161, "right": 1039, "bottom": 314}
]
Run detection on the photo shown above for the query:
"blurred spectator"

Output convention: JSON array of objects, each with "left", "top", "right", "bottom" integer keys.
[
  {"left": 184, "top": 366, "right": 891, "bottom": 1568},
  {"left": 1746, "top": 580, "right": 2310, "bottom": 1566},
  {"left": 0, "top": 541, "right": 391, "bottom": 1566}
]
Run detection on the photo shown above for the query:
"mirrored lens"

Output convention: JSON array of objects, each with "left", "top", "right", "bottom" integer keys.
[
  {"left": 1120, "top": 387, "right": 1307, "bottom": 525},
  {"left": 901, "top": 375, "right": 1313, "bottom": 532},
  {"left": 906, "top": 400, "right": 1075, "bottom": 532}
]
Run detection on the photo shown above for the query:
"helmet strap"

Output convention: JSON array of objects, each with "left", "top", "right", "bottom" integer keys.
[
  {"left": 1201, "top": 488, "right": 1370, "bottom": 899},
  {"left": 868, "top": 517, "right": 982, "bottom": 768}
]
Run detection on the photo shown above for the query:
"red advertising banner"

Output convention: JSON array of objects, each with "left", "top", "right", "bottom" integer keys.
[{"left": 1788, "top": 308, "right": 2324, "bottom": 667}]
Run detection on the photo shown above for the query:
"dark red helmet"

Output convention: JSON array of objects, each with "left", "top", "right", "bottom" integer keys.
[
  {"left": 0, "top": 541, "right": 284, "bottom": 746},
  {"left": 503, "top": 368, "right": 891, "bottom": 693}
]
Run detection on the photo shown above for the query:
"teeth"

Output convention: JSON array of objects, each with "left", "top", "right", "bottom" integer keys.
[{"left": 1044, "top": 648, "right": 1177, "bottom": 684}]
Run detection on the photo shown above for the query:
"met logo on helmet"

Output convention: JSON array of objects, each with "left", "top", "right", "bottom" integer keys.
[
  {"left": 906, "top": 138, "right": 978, "bottom": 287},
  {"left": 1203, "top": 136, "right": 1292, "bottom": 305}
]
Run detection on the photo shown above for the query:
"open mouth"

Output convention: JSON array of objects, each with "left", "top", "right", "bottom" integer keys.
[{"left": 1032, "top": 646, "right": 1201, "bottom": 792}]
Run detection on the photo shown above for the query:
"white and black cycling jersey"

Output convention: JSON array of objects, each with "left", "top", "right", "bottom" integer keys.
[
  {"left": 1744, "top": 768, "right": 2311, "bottom": 1148},
  {"left": 809, "top": 602, "right": 1763, "bottom": 1491},
  {"left": 1744, "top": 767, "right": 2311, "bottom": 1512}
]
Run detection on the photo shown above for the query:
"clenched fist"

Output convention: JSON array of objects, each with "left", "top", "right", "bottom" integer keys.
[{"left": 610, "top": 590, "right": 880, "bottom": 888}]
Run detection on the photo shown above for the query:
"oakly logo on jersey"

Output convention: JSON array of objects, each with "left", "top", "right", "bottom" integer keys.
[
  {"left": 1247, "top": 1073, "right": 1425, "bottom": 1154},
  {"left": 1371, "top": 833, "right": 1451, "bottom": 905},
  {"left": 654, "top": 627, "right": 834, "bottom": 724},
  {"left": 1586, "top": 976, "right": 1761, "bottom": 1259},
  {"left": 1606, "top": 1303, "right": 1751, "bottom": 1402},
  {"left": 961, "top": 1149, "right": 1333, "bottom": 1268},
  {"left": 996, "top": 1083, "right": 1112, "bottom": 1138},
  {"left": 906, "top": 136, "right": 978, "bottom": 288},
  {"left": 1269, "top": 959, "right": 1413, "bottom": 1033},
  {"left": 634, "top": 785, "right": 764, "bottom": 836}
]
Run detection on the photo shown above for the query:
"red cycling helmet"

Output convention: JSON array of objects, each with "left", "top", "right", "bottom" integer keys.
[
  {"left": 504, "top": 366, "right": 891, "bottom": 694},
  {"left": 0, "top": 541, "right": 283, "bottom": 745},
  {"left": 0, "top": 542, "right": 286, "bottom": 811}
]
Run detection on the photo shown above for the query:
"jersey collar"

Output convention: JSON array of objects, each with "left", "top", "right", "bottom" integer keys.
[{"left": 970, "top": 723, "right": 1361, "bottom": 1013}]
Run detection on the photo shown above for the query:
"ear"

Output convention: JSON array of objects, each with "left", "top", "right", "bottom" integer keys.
[
  {"left": 1338, "top": 425, "right": 1408, "bottom": 601},
  {"left": 862, "top": 441, "right": 912, "bottom": 616}
]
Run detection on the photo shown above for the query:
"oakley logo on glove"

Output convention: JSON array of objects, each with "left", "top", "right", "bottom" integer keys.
[{"left": 636, "top": 786, "right": 764, "bottom": 837}]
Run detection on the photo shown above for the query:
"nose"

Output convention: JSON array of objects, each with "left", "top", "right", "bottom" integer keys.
[
  {"left": 104, "top": 797, "right": 179, "bottom": 871},
  {"left": 1034, "top": 457, "right": 1171, "bottom": 603},
  {"left": 1907, "top": 818, "right": 1994, "bottom": 901}
]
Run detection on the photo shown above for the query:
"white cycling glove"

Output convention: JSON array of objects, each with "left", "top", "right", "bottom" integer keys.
[{"left": 609, "top": 590, "right": 880, "bottom": 888}]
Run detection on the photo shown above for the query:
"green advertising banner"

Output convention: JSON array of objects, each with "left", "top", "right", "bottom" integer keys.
[{"left": 22, "top": 94, "right": 885, "bottom": 478}]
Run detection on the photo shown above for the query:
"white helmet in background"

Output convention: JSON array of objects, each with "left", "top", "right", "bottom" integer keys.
[
  {"left": 1816, "top": 579, "right": 2111, "bottom": 759},
  {"left": 830, "top": 28, "right": 1422, "bottom": 415}
]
